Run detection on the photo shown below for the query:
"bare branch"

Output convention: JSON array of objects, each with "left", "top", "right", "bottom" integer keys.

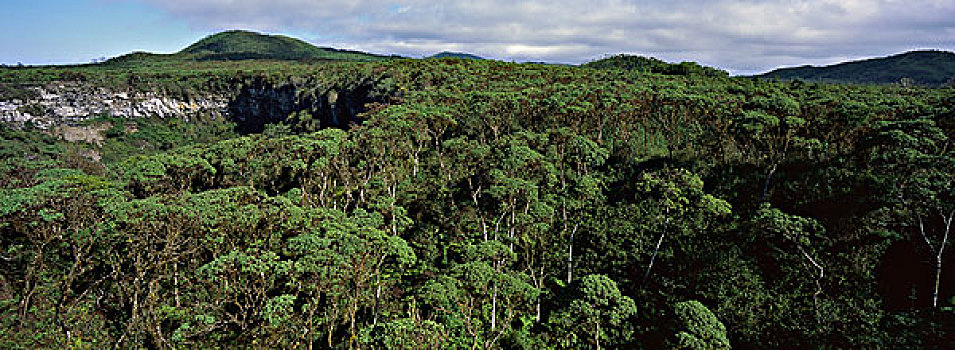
[
  {"left": 918, "top": 214, "right": 936, "bottom": 252},
  {"left": 939, "top": 210, "right": 953, "bottom": 260}
]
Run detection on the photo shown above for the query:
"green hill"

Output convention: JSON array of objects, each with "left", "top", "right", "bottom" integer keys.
[
  {"left": 428, "top": 51, "right": 484, "bottom": 60},
  {"left": 180, "top": 30, "right": 392, "bottom": 61},
  {"left": 583, "top": 54, "right": 728, "bottom": 77},
  {"left": 107, "top": 30, "right": 395, "bottom": 65},
  {"left": 760, "top": 50, "right": 955, "bottom": 86}
]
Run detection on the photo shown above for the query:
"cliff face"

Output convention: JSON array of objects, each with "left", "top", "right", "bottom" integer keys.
[
  {"left": 0, "top": 77, "right": 393, "bottom": 134},
  {"left": 228, "top": 75, "right": 390, "bottom": 133},
  {"left": 0, "top": 83, "right": 229, "bottom": 129}
]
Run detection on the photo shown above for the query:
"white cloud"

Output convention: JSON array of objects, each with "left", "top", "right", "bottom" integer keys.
[{"left": 137, "top": 0, "right": 955, "bottom": 74}]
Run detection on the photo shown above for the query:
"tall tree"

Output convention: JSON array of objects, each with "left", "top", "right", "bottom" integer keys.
[
  {"left": 866, "top": 118, "right": 954, "bottom": 307},
  {"left": 635, "top": 168, "right": 732, "bottom": 285},
  {"left": 547, "top": 274, "right": 637, "bottom": 350},
  {"left": 667, "top": 300, "right": 731, "bottom": 350}
]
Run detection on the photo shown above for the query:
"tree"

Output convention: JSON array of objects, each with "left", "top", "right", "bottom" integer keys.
[
  {"left": 731, "top": 93, "right": 819, "bottom": 201},
  {"left": 547, "top": 274, "right": 637, "bottom": 350},
  {"left": 752, "top": 203, "right": 828, "bottom": 322},
  {"left": 360, "top": 314, "right": 449, "bottom": 350},
  {"left": 866, "top": 118, "right": 954, "bottom": 308},
  {"left": 667, "top": 300, "right": 730, "bottom": 350},
  {"left": 636, "top": 168, "right": 732, "bottom": 285},
  {"left": 547, "top": 128, "right": 609, "bottom": 285},
  {"left": 286, "top": 208, "right": 415, "bottom": 348},
  {"left": 420, "top": 241, "right": 538, "bottom": 349}
]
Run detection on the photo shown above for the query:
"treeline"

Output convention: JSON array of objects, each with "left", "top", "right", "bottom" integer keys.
[{"left": 1, "top": 58, "right": 953, "bottom": 349}]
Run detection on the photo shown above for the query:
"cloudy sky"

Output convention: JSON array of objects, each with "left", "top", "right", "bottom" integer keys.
[{"left": 3, "top": 0, "right": 953, "bottom": 74}]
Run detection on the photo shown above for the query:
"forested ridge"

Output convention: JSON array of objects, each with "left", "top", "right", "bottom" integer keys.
[
  {"left": 760, "top": 50, "right": 955, "bottom": 87},
  {"left": 1, "top": 56, "right": 954, "bottom": 349}
]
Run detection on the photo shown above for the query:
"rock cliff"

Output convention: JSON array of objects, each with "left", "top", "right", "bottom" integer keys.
[
  {"left": 228, "top": 75, "right": 389, "bottom": 133},
  {"left": 0, "top": 76, "right": 393, "bottom": 134},
  {"left": 0, "top": 83, "right": 228, "bottom": 129}
]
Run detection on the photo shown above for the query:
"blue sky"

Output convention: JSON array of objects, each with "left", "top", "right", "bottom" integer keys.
[
  {"left": 3, "top": 0, "right": 954, "bottom": 74},
  {"left": 0, "top": 0, "right": 200, "bottom": 65}
]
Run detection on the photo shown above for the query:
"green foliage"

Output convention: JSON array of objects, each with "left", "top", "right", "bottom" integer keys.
[
  {"left": 99, "top": 116, "right": 237, "bottom": 163},
  {"left": 0, "top": 83, "right": 39, "bottom": 101},
  {"left": 429, "top": 52, "right": 485, "bottom": 60},
  {"left": 547, "top": 274, "right": 637, "bottom": 349},
  {"left": 752, "top": 203, "right": 826, "bottom": 247},
  {"left": 360, "top": 316, "right": 450, "bottom": 349},
  {"left": 1, "top": 52, "right": 953, "bottom": 349},
  {"left": 761, "top": 50, "right": 955, "bottom": 87},
  {"left": 584, "top": 54, "right": 729, "bottom": 77},
  {"left": 178, "top": 30, "right": 394, "bottom": 62},
  {"left": 419, "top": 241, "right": 538, "bottom": 349},
  {"left": 668, "top": 300, "right": 730, "bottom": 350}
]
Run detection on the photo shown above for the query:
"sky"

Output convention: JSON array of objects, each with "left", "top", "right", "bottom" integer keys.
[{"left": 2, "top": 0, "right": 953, "bottom": 74}]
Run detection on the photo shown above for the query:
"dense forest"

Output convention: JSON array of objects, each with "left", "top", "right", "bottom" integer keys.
[{"left": 1, "top": 50, "right": 954, "bottom": 349}]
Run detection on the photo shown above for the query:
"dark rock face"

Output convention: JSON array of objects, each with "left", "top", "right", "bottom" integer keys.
[
  {"left": 227, "top": 76, "right": 390, "bottom": 134},
  {"left": 227, "top": 82, "right": 297, "bottom": 133}
]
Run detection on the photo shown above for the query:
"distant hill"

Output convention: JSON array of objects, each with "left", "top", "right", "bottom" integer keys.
[
  {"left": 429, "top": 51, "right": 484, "bottom": 60},
  {"left": 583, "top": 54, "right": 728, "bottom": 77},
  {"left": 760, "top": 50, "right": 955, "bottom": 87},
  {"left": 107, "top": 30, "right": 395, "bottom": 64}
]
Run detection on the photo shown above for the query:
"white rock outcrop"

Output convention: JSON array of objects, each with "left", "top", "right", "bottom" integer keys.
[{"left": 0, "top": 83, "right": 229, "bottom": 129}]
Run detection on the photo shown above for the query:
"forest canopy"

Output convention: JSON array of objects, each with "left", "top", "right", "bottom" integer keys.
[{"left": 1, "top": 55, "right": 953, "bottom": 349}]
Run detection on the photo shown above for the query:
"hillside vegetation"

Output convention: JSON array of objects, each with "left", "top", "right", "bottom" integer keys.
[
  {"left": 0, "top": 34, "right": 954, "bottom": 349},
  {"left": 103, "top": 30, "right": 395, "bottom": 66},
  {"left": 584, "top": 54, "right": 729, "bottom": 77},
  {"left": 429, "top": 51, "right": 485, "bottom": 60},
  {"left": 180, "top": 30, "right": 394, "bottom": 62},
  {"left": 761, "top": 50, "right": 955, "bottom": 87}
]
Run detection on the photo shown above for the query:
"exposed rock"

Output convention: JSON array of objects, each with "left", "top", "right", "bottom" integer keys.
[
  {"left": 77, "top": 148, "right": 102, "bottom": 162},
  {"left": 0, "top": 83, "right": 228, "bottom": 129},
  {"left": 227, "top": 75, "right": 392, "bottom": 133},
  {"left": 56, "top": 123, "right": 111, "bottom": 146},
  {"left": 1, "top": 76, "right": 396, "bottom": 134}
]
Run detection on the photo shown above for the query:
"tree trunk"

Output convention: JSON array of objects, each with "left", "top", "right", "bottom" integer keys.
[
  {"left": 937, "top": 212, "right": 953, "bottom": 307},
  {"left": 566, "top": 225, "right": 577, "bottom": 284},
  {"left": 933, "top": 257, "right": 942, "bottom": 308},
  {"left": 373, "top": 282, "right": 381, "bottom": 327},
  {"left": 306, "top": 306, "right": 315, "bottom": 350},
  {"left": 491, "top": 285, "right": 498, "bottom": 332},
  {"left": 349, "top": 303, "right": 357, "bottom": 349},
  {"left": 643, "top": 227, "right": 666, "bottom": 286},
  {"left": 327, "top": 321, "right": 334, "bottom": 349},
  {"left": 921, "top": 211, "right": 951, "bottom": 308},
  {"left": 640, "top": 213, "right": 670, "bottom": 285},
  {"left": 533, "top": 265, "right": 544, "bottom": 322},
  {"left": 796, "top": 245, "right": 825, "bottom": 323},
  {"left": 595, "top": 321, "right": 601, "bottom": 350},
  {"left": 761, "top": 163, "right": 778, "bottom": 202},
  {"left": 644, "top": 206, "right": 673, "bottom": 289}
]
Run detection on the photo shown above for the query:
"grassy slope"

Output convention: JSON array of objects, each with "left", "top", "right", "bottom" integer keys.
[
  {"left": 98, "top": 30, "right": 395, "bottom": 67},
  {"left": 178, "top": 30, "right": 394, "bottom": 62}
]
